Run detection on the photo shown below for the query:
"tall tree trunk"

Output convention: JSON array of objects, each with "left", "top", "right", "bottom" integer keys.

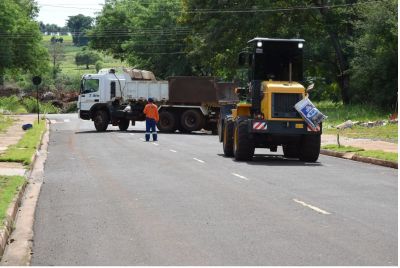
[
  {"left": 0, "top": 68, "right": 4, "bottom": 86},
  {"left": 314, "top": 0, "right": 351, "bottom": 104}
]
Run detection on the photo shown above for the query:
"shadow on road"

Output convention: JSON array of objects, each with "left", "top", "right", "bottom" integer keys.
[
  {"left": 75, "top": 129, "right": 214, "bottom": 136},
  {"left": 217, "top": 154, "right": 322, "bottom": 167}
]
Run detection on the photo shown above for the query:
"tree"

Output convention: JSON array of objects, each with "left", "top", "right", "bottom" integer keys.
[
  {"left": 350, "top": 0, "right": 397, "bottom": 108},
  {"left": 50, "top": 37, "right": 65, "bottom": 79},
  {"left": 75, "top": 48, "right": 101, "bottom": 69},
  {"left": 0, "top": 0, "right": 49, "bottom": 85},
  {"left": 67, "top": 14, "right": 93, "bottom": 46},
  {"left": 89, "top": 0, "right": 192, "bottom": 78}
]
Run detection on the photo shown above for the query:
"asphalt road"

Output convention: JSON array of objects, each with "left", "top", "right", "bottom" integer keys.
[{"left": 31, "top": 114, "right": 398, "bottom": 265}]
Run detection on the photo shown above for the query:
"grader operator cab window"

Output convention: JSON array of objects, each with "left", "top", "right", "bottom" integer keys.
[{"left": 247, "top": 38, "right": 305, "bottom": 82}]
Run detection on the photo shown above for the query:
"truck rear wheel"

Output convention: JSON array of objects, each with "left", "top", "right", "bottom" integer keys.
[
  {"left": 283, "top": 144, "right": 300, "bottom": 158},
  {"left": 222, "top": 118, "right": 234, "bottom": 157},
  {"left": 118, "top": 119, "right": 130, "bottom": 131},
  {"left": 157, "top": 111, "right": 176, "bottom": 132},
  {"left": 233, "top": 120, "right": 254, "bottom": 161},
  {"left": 180, "top": 109, "right": 205, "bottom": 132},
  {"left": 94, "top": 110, "right": 109, "bottom": 132},
  {"left": 299, "top": 134, "right": 321, "bottom": 162}
]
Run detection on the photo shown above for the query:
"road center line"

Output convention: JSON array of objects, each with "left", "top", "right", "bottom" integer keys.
[
  {"left": 169, "top": 149, "right": 177, "bottom": 153},
  {"left": 232, "top": 173, "right": 249, "bottom": 181},
  {"left": 193, "top": 158, "right": 205, "bottom": 163},
  {"left": 293, "top": 199, "right": 331, "bottom": 215}
]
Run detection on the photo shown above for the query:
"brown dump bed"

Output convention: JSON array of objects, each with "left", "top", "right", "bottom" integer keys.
[{"left": 168, "top": 76, "right": 238, "bottom": 104}]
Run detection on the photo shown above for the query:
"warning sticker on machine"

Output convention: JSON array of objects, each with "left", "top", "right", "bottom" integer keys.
[{"left": 253, "top": 122, "right": 268, "bottom": 130}]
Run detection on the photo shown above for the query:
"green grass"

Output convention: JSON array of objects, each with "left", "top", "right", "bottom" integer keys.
[
  {"left": 322, "top": 144, "right": 398, "bottom": 163},
  {"left": 0, "top": 119, "right": 46, "bottom": 165},
  {"left": 356, "top": 150, "right": 398, "bottom": 162},
  {"left": 0, "top": 115, "right": 13, "bottom": 133},
  {"left": 323, "top": 124, "right": 398, "bottom": 143},
  {"left": 42, "top": 34, "right": 126, "bottom": 77},
  {"left": 316, "top": 101, "right": 391, "bottom": 126},
  {"left": 316, "top": 101, "right": 398, "bottom": 142},
  {"left": 0, "top": 176, "right": 25, "bottom": 227},
  {"left": 322, "top": 144, "right": 365, "bottom": 153}
]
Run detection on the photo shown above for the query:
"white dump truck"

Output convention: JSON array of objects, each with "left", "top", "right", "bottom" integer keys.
[{"left": 78, "top": 68, "right": 237, "bottom": 132}]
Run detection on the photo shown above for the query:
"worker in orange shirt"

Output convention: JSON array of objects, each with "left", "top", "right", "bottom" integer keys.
[{"left": 143, "top": 97, "right": 159, "bottom": 141}]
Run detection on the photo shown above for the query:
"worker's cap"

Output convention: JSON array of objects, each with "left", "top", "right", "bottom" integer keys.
[{"left": 148, "top": 97, "right": 154, "bottom": 103}]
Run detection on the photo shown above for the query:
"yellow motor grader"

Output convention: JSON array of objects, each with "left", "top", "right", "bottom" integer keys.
[{"left": 219, "top": 37, "right": 321, "bottom": 162}]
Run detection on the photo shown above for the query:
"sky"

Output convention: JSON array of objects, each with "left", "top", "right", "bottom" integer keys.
[{"left": 36, "top": 0, "right": 105, "bottom": 26}]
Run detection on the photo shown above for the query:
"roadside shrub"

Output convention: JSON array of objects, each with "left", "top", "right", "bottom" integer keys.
[
  {"left": 21, "top": 97, "right": 60, "bottom": 114},
  {"left": 0, "top": 96, "right": 26, "bottom": 113},
  {"left": 64, "top": 101, "right": 78, "bottom": 113}
]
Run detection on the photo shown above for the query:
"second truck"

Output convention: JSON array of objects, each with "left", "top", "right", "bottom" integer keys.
[{"left": 78, "top": 68, "right": 237, "bottom": 133}]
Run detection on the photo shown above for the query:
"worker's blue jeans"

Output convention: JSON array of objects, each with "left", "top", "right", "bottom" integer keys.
[{"left": 145, "top": 118, "right": 157, "bottom": 141}]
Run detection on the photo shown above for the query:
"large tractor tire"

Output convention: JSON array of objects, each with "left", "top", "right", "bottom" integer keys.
[
  {"left": 94, "top": 110, "right": 109, "bottom": 132},
  {"left": 157, "top": 111, "right": 176, "bottom": 133},
  {"left": 283, "top": 144, "right": 300, "bottom": 158},
  {"left": 299, "top": 134, "right": 321, "bottom": 162},
  {"left": 233, "top": 120, "right": 255, "bottom": 161},
  {"left": 118, "top": 119, "right": 130, "bottom": 131},
  {"left": 222, "top": 118, "right": 234, "bottom": 157},
  {"left": 180, "top": 109, "right": 205, "bottom": 132}
]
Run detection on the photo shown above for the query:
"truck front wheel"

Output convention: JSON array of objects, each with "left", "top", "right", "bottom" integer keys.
[
  {"left": 118, "top": 119, "right": 130, "bottom": 131},
  {"left": 157, "top": 111, "right": 176, "bottom": 132},
  {"left": 94, "top": 110, "right": 109, "bottom": 132},
  {"left": 299, "top": 134, "right": 321, "bottom": 162},
  {"left": 233, "top": 120, "right": 254, "bottom": 161}
]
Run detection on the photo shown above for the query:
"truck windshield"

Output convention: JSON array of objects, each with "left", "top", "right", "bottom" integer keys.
[{"left": 81, "top": 79, "right": 99, "bottom": 94}]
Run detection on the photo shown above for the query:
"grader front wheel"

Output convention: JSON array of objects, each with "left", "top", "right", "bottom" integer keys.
[{"left": 233, "top": 120, "right": 254, "bottom": 161}]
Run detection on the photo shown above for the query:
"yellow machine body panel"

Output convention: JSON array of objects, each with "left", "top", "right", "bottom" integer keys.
[
  {"left": 231, "top": 103, "right": 251, "bottom": 119},
  {"left": 261, "top": 81, "right": 305, "bottom": 121}
]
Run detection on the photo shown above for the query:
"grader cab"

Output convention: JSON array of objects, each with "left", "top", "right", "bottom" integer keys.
[{"left": 219, "top": 37, "right": 321, "bottom": 162}]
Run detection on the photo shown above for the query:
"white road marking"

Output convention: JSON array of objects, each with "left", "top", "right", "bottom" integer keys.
[
  {"left": 293, "top": 199, "right": 331, "bottom": 215},
  {"left": 139, "top": 138, "right": 145, "bottom": 141},
  {"left": 193, "top": 158, "right": 205, "bottom": 163},
  {"left": 153, "top": 143, "right": 159, "bottom": 146},
  {"left": 50, "top": 120, "right": 57, "bottom": 124},
  {"left": 232, "top": 173, "right": 249, "bottom": 181},
  {"left": 169, "top": 149, "right": 177, "bottom": 153},
  {"left": 64, "top": 119, "right": 70, "bottom": 122},
  {"left": 130, "top": 133, "right": 135, "bottom": 136}
]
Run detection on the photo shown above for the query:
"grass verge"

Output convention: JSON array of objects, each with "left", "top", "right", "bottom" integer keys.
[
  {"left": 0, "top": 176, "right": 25, "bottom": 227},
  {"left": 316, "top": 101, "right": 398, "bottom": 143},
  {"left": 322, "top": 144, "right": 398, "bottom": 163},
  {"left": 0, "top": 119, "right": 46, "bottom": 165},
  {"left": 0, "top": 115, "right": 13, "bottom": 133}
]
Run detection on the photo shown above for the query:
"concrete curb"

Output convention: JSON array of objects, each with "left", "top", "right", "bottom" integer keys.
[
  {"left": 0, "top": 182, "right": 27, "bottom": 258},
  {"left": 0, "top": 119, "right": 49, "bottom": 263},
  {"left": 320, "top": 149, "right": 398, "bottom": 169}
]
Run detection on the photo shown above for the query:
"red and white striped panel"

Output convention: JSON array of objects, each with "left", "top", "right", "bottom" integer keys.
[
  {"left": 253, "top": 121, "right": 268, "bottom": 130},
  {"left": 307, "top": 125, "right": 321, "bottom": 132}
]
